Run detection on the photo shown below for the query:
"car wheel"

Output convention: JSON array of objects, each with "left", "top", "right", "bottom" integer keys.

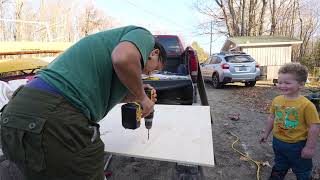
[
  {"left": 245, "top": 81, "right": 256, "bottom": 87},
  {"left": 212, "top": 74, "right": 222, "bottom": 89}
]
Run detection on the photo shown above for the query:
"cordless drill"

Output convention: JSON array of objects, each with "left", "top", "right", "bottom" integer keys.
[
  {"left": 121, "top": 88, "right": 155, "bottom": 140},
  {"left": 144, "top": 88, "right": 154, "bottom": 140}
]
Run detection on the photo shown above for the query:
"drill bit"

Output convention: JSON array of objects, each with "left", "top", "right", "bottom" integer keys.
[{"left": 148, "top": 129, "right": 150, "bottom": 140}]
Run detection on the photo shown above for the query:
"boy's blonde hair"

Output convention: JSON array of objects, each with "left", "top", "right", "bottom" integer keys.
[{"left": 278, "top": 63, "right": 308, "bottom": 83}]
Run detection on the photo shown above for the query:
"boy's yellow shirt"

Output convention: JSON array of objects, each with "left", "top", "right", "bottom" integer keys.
[{"left": 270, "top": 95, "right": 320, "bottom": 143}]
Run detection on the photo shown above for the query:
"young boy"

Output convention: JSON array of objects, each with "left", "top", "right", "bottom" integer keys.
[{"left": 260, "top": 63, "right": 320, "bottom": 180}]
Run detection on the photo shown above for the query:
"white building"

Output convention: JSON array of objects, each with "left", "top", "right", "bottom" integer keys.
[{"left": 221, "top": 36, "right": 302, "bottom": 80}]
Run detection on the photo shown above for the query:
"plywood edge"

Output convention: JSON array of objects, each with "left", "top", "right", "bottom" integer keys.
[{"left": 106, "top": 151, "right": 215, "bottom": 167}]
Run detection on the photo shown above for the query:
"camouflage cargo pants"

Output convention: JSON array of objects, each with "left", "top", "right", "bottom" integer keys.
[{"left": 0, "top": 86, "right": 105, "bottom": 180}]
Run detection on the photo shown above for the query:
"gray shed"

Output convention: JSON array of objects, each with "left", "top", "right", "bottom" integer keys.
[{"left": 221, "top": 36, "right": 302, "bottom": 80}]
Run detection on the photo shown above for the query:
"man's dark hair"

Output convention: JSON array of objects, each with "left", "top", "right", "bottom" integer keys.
[{"left": 154, "top": 41, "right": 167, "bottom": 66}]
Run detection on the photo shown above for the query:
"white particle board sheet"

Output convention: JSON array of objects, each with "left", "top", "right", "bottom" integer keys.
[{"left": 99, "top": 104, "right": 215, "bottom": 167}]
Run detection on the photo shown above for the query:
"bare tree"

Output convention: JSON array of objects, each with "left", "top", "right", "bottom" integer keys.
[
  {"left": 289, "top": 0, "right": 297, "bottom": 37},
  {"left": 0, "top": 0, "right": 116, "bottom": 42},
  {"left": 14, "top": 0, "right": 23, "bottom": 41},
  {"left": 240, "top": 0, "right": 246, "bottom": 35},
  {"left": 296, "top": 1, "right": 320, "bottom": 60},
  {"left": 215, "top": 0, "right": 232, "bottom": 36},
  {"left": 227, "top": 0, "right": 240, "bottom": 36},
  {"left": 0, "top": 0, "right": 10, "bottom": 40},
  {"left": 194, "top": 0, "right": 320, "bottom": 66},
  {"left": 269, "top": 0, "right": 276, "bottom": 35},
  {"left": 248, "top": 0, "right": 257, "bottom": 35},
  {"left": 259, "top": 0, "right": 267, "bottom": 35},
  {"left": 193, "top": 0, "right": 229, "bottom": 36},
  {"left": 195, "top": 0, "right": 319, "bottom": 37},
  {"left": 78, "top": 2, "right": 114, "bottom": 37}
]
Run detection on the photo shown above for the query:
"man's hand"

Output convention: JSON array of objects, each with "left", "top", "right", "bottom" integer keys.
[
  {"left": 139, "top": 95, "right": 154, "bottom": 118},
  {"left": 137, "top": 84, "right": 156, "bottom": 117},
  {"left": 301, "top": 146, "right": 315, "bottom": 159},
  {"left": 143, "top": 84, "right": 157, "bottom": 103}
]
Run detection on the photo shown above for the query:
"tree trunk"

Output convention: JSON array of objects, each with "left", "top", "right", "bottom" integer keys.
[
  {"left": 215, "top": 0, "right": 232, "bottom": 36},
  {"left": 241, "top": 0, "right": 245, "bottom": 36},
  {"left": 290, "top": 0, "right": 296, "bottom": 38},
  {"left": 300, "top": 22, "right": 315, "bottom": 60},
  {"left": 259, "top": 0, "right": 267, "bottom": 35},
  {"left": 248, "top": 0, "right": 258, "bottom": 36},
  {"left": 14, "top": 0, "right": 24, "bottom": 41},
  {"left": 270, "top": 0, "right": 276, "bottom": 35},
  {"left": 248, "top": 0, "right": 254, "bottom": 35},
  {"left": 280, "top": 0, "right": 294, "bottom": 36},
  {"left": 228, "top": 0, "right": 240, "bottom": 36},
  {"left": 0, "top": 0, "right": 6, "bottom": 40},
  {"left": 298, "top": 0, "right": 303, "bottom": 60},
  {"left": 252, "top": 0, "right": 258, "bottom": 36}
]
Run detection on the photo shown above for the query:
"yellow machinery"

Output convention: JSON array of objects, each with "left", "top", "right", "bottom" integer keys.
[
  {"left": 0, "top": 58, "right": 48, "bottom": 73},
  {"left": 0, "top": 58, "right": 49, "bottom": 81},
  {"left": 0, "top": 41, "right": 70, "bottom": 81}
]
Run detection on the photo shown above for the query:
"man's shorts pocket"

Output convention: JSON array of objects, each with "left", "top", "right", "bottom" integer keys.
[
  {"left": 0, "top": 112, "right": 47, "bottom": 172},
  {"left": 69, "top": 138, "right": 105, "bottom": 177}
]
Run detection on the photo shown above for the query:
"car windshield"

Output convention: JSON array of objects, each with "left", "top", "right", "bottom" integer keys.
[{"left": 225, "top": 55, "right": 254, "bottom": 63}]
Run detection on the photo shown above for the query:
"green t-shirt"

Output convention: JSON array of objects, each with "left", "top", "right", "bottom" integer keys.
[{"left": 37, "top": 25, "right": 155, "bottom": 122}]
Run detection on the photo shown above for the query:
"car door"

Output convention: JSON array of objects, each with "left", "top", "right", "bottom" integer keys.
[{"left": 206, "top": 56, "right": 220, "bottom": 78}]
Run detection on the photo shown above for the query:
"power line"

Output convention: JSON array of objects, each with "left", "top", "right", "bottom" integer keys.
[
  {"left": 120, "top": 0, "right": 223, "bottom": 43},
  {"left": 122, "top": 0, "right": 194, "bottom": 32},
  {"left": 120, "top": 0, "right": 221, "bottom": 49}
]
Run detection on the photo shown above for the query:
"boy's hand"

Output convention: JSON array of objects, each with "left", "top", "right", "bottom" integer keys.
[
  {"left": 259, "top": 134, "right": 268, "bottom": 143},
  {"left": 301, "top": 146, "right": 315, "bottom": 159}
]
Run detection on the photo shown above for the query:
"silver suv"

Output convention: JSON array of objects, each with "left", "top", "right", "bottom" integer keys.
[{"left": 200, "top": 52, "right": 260, "bottom": 88}]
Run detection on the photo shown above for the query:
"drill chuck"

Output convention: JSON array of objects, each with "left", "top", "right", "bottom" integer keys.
[{"left": 144, "top": 113, "right": 153, "bottom": 129}]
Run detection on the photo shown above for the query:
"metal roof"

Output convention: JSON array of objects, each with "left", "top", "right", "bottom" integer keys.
[
  {"left": 228, "top": 36, "right": 302, "bottom": 47},
  {"left": 0, "top": 41, "right": 73, "bottom": 53}
]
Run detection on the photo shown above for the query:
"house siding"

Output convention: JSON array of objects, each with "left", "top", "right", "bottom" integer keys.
[{"left": 242, "top": 45, "right": 292, "bottom": 80}]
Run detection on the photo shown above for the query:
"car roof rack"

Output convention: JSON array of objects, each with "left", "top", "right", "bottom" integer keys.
[{"left": 228, "top": 50, "right": 246, "bottom": 55}]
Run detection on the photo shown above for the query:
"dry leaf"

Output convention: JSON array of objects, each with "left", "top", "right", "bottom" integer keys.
[
  {"left": 261, "top": 161, "right": 271, "bottom": 167},
  {"left": 227, "top": 113, "right": 240, "bottom": 121}
]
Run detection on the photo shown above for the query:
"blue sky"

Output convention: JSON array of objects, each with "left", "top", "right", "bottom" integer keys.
[{"left": 95, "top": 0, "right": 226, "bottom": 54}]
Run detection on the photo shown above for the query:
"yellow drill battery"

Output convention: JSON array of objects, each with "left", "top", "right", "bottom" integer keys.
[
  {"left": 121, "top": 102, "right": 142, "bottom": 130},
  {"left": 121, "top": 88, "right": 155, "bottom": 131}
]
